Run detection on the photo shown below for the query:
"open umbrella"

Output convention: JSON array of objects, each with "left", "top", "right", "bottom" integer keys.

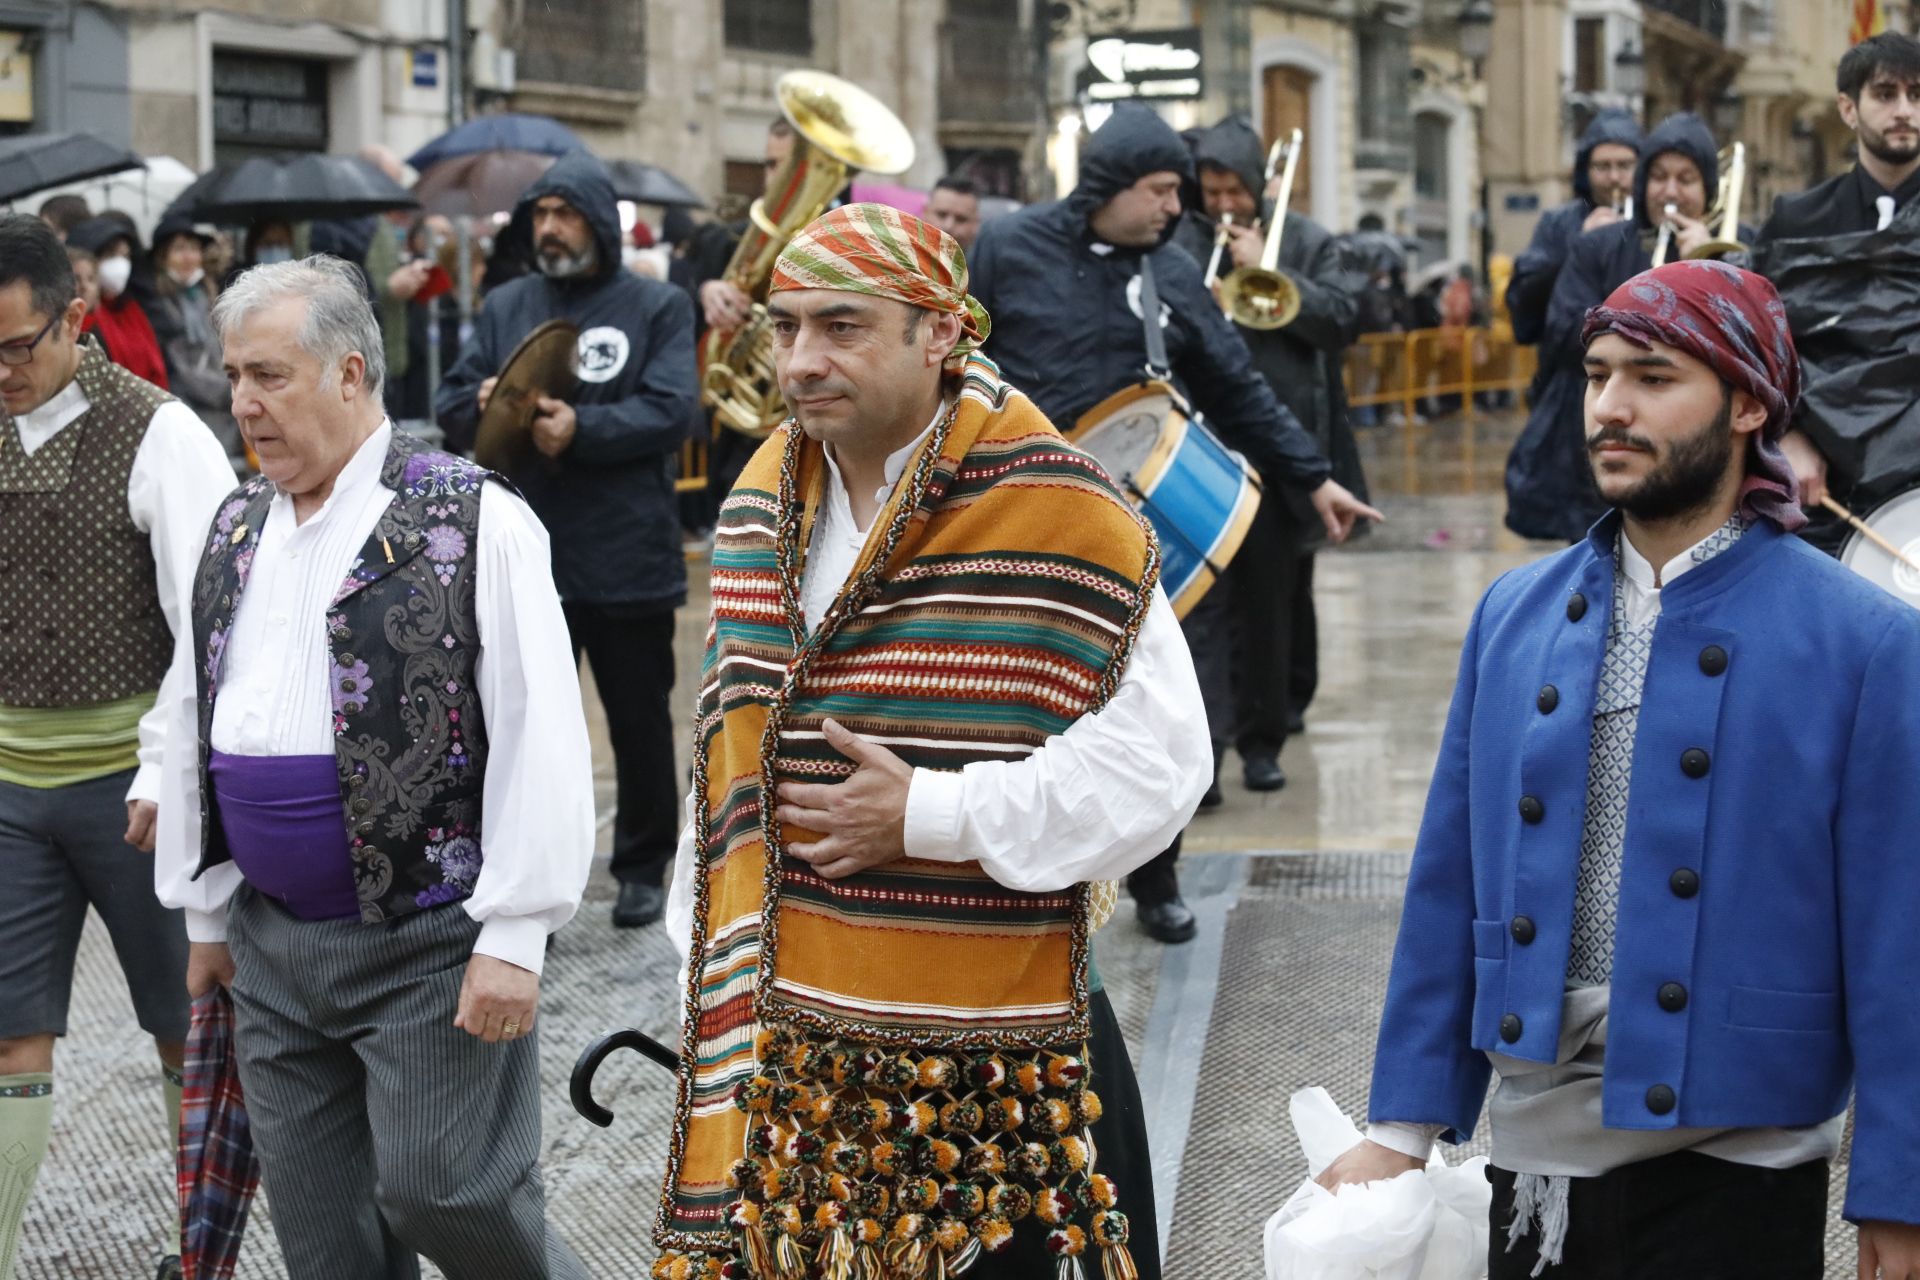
[
  {"left": 413, "top": 149, "right": 555, "bottom": 218},
  {"left": 177, "top": 988, "right": 261, "bottom": 1280},
  {"left": 605, "top": 159, "right": 704, "bottom": 209},
  {"left": 185, "top": 154, "right": 417, "bottom": 224},
  {"left": 407, "top": 113, "right": 584, "bottom": 171},
  {"left": 0, "top": 130, "right": 144, "bottom": 203}
]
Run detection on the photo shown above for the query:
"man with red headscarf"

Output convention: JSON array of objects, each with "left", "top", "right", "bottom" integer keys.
[
  {"left": 1324, "top": 261, "right": 1920, "bottom": 1278},
  {"left": 651, "top": 203, "right": 1211, "bottom": 1279}
]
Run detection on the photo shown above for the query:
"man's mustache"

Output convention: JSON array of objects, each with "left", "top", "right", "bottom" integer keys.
[{"left": 1588, "top": 425, "right": 1655, "bottom": 453}]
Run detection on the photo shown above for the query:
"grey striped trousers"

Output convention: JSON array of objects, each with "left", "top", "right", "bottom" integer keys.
[{"left": 228, "top": 887, "right": 587, "bottom": 1280}]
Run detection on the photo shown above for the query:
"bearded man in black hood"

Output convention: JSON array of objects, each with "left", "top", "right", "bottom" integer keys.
[
  {"left": 436, "top": 151, "right": 701, "bottom": 931},
  {"left": 970, "top": 105, "right": 1379, "bottom": 944}
]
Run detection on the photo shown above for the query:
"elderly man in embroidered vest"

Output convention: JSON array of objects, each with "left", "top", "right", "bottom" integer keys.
[
  {"left": 152, "top": 256, "right": 595, "bottom": 1280},
  {"left": 648, "top": 204, "right": 1211, "bottom": 1280},
  {"left": 0, "top": 214, "right": 234, "bottom": 1280},
  {"left": 1323, "top": 262, "right": 1920, "bottom": 1280}
]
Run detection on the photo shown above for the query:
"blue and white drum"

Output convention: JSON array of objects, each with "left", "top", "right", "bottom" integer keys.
[{"left": 1070, "top": 380, "right": 1263, "bottom": 617}]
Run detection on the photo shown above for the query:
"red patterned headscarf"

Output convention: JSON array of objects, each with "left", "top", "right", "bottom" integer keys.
[
  {"left": 770, "top": 203, "right": 991, "bottom": 372},
  {"left": 1581, "top": 260, "right": 1806, "bottom": 531}
]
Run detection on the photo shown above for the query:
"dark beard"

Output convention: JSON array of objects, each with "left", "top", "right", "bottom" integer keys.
[
  {"left": 1590, "top": 391, "right": 1735, "bottom": 523},
  {"left": 1860, "top": 121, "right": 1920, "bottom": 166}
]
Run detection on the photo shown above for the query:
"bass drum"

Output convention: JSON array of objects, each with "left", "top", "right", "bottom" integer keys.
[
  {"left": 1838, "top": 487, "right": 1920, "bottom": 609},
  {"left": 1069, "top": 381, "right": 1262, "bottom": 617}
]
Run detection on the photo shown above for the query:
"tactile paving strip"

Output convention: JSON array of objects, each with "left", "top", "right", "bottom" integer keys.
[{"left": 1165, "top": 852, "right": 1855, "bottom": 1279}]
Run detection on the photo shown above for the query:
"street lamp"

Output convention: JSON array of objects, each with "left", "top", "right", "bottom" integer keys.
[
  {"left": 1613, "top": 39, "right": 1646, "bottom": 101},
  {"left": 1458, "top": 0, "right": 1494, "bottom": 68}
]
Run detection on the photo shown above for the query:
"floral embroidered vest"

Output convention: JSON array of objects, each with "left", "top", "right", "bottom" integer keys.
[{"left": 188, "top": 433, "right": 496, "bottom": 923}]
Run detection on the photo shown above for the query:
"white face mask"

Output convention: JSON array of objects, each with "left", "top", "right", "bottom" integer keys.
[
  {"left": 170, "top": 267, "right": 205, "bottom": 289},
  {"left": 98, "top": 256, "right": 132, "bottom": 298},
  {"left": 256, "top": 246, "right": 293, "bottom": 265}
]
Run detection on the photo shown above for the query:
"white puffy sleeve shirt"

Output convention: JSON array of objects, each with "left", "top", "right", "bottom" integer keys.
[{"left": 152, "top": 423, "right": 596, "bottom": 975}]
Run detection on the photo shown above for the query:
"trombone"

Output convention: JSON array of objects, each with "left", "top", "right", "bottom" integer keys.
[
  {"left": 1685, "top": 142, "right": 1747, "bottom": 260},
  {"left": 1218, "top": 128, "right": 1304, "bottom": 330}
]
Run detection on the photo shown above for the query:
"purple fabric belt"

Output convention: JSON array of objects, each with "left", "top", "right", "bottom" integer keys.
[{"left": 209, "top": 751, "right": 359, "bottom": 922}]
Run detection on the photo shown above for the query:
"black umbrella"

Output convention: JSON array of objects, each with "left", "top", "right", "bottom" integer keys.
[
  {"left": 162, "top": 165, "right": 238, "bottom": 223},
  {"left": 187, "top": 155, "right": 418, "bottom": 223},
  {"left": 0, "top": 130, "right": 144, "bottom": 203},
  {"left": 605, "top": 160, "right": 705, "bottom": 209},
  {"left": 413, "top": 149, "right": 555, "bottom": 218}
]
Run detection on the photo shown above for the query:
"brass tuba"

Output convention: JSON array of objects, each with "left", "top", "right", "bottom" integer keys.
[
  {"left": 1217, "top": 129, "right": 1304, "bottom": 330},
  {"left": 1684, "top": 142, "right": 1747, "bottom": 260},
  {"left": 699, "top": 70, "right": 916, "bottom": 438}
]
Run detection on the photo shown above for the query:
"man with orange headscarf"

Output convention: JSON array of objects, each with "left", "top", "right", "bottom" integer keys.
[{"left": 649, "top": 204, "right": 1211, "bottom": 1279}]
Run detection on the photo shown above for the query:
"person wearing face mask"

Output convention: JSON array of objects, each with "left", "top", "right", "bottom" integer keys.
[
  {"left": 64, "top": 217, "right": 169, "bottom": 390},
  {"left": 148, "top": 217, "right": 244, "bottom": 472},
  {"left": 1504, "top": 113, "right": 1753, "bottom": 544},
  {"left": 435, "top": 150, "right": 700, "bottom": 932}
]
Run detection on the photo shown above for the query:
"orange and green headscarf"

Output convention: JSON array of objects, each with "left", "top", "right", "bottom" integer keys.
[{"left": 769, "top": 202, "right": 991, "bottom": 372}]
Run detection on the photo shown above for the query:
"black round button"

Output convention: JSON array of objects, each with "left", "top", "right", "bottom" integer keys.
[
  {"left": 1669, "top": 867, "right": 1700, "bottom": 899},
  {"left": 1680, "top": 748, "right": 1710, "bottom": 779},
  {"left": 1537, "top": 685, "right": 1559, "bottom": 714},
  {"left": 1699, "top": 645, "right": 1728, "bottom": 676},
  {"left": 1518, "top": 795, "right": 1545, "bottom": 824},
  {"left": 1645, "top": 1084, "right": 1676, "bottom": 1115},
  {"left": 1500, "top": 1014, "right": 1523, "bottom": 1043},
  {"left": 1658, "top": 982, "right": 1689, "bottom": 1012},
  {"left": 1567, "top": 593, "right": 1588, "bottom": 622},
  {"left": 1511, "top": 915, "right": 1537, "bottom": 945}
]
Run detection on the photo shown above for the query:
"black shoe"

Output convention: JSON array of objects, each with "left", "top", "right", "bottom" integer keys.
[
  {"left": 1287, "top": 711, "right": 1307, "bottom": 736},
  {"left": 1136, "top": 897, "right": 1197, "bottom": 944},
  {"left": 155, "top": 1257, "right": 182, "bottom": 1280},
  {"left": 1198, "top": 774, "right": 1224, "bottom": 810},
  {"left": 1243, "top": 755, "right": 1287, "bottom": 792},
  {"left": 612, "top": 880, "right": 666, "bottom": 928}
]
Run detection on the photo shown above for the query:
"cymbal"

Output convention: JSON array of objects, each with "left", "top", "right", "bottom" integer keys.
[{"left": 474, "top": 319, "right": 579, "bottom": 473}]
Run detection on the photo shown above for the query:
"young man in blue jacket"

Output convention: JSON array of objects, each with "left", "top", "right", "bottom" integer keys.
[{"left": 1325, "top": 261, "right": 1920, "bottom": 1279}]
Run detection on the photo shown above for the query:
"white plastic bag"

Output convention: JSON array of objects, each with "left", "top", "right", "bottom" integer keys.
[{"left": 1263, "top": 1087, "right": 1492, "bottom": 1280}]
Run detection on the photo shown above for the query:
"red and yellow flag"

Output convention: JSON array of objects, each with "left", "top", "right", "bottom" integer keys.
[{"left": 1852, "top": 0, "right": 1886, "bottom": 44}]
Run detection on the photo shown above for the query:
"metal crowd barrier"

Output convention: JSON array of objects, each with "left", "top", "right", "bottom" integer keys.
[
  {"left": 1343, "top": 324, "right": 1536, "bottom": 418},
  {"left": 677, "top": 435, "right": 709, "bottom": 493}
]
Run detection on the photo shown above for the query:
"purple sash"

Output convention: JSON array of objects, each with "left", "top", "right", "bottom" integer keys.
[{"left": 209, "top": 751, "right": 359, "bottom": 921}]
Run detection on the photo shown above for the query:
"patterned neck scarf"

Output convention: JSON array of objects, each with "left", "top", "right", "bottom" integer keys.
[
  {"left": 1580, "top": 260, "right": 1807, "bottom": 532},
  {"left": 770, "top": 203, "right": 992, "bottom": 373}
]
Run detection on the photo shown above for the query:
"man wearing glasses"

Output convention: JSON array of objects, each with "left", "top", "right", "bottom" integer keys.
[{"left": 0, "top": 213, "right": 234, "bottom": 1280}]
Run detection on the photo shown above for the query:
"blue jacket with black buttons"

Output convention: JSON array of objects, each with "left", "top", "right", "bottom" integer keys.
[{"left": 1369, "top": 511, "right": 1920, "bottom": 1225}]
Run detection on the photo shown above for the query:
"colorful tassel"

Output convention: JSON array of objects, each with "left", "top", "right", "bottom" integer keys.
[{"left": 1100, "top": 1244, "right": 1140, "bottom": 1280}]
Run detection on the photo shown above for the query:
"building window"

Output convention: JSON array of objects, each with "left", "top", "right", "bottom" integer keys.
[
  {"left": 726, "top": 0, "right": 813, "bottom": 55},
  {"left": 1355, "top": 19, "right": 1411, "bottom": 171},
  {"left": 517, "top": 0, "right": 645, "bottom": 93},
  {"left": 1413, "top": 112, "right": 1450, "bottom": 203},
  {"left": 1573, "top": 17, "right": 1604, "bottom": 94}
]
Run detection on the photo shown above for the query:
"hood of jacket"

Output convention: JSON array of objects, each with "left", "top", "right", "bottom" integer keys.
[
  {"left": 1633, "top": 112, "right": 1719, "bottom": 229},
  {"left": 1188, "top": 113, "right": 1267, "bottom": 211},
  {"left": 1572, "top": 108, "right": 1644, "bottom": 204},
  {"left": 1067, "top": 104, "right": 1194, "bottom": 249},
  {"left": 506, "top": 149, "right": 622, "bottom": 284},
  {"left": 67, "top": 216, "right": 143, "bottom": 258}
]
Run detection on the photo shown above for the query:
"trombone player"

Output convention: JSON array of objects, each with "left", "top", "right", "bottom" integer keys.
[
  {"left": 1505, "top": 112, "right": 1751, "bottom": 543},
  {"left": 1171, "top": 114, "right": 1367, "bottom": 801}
]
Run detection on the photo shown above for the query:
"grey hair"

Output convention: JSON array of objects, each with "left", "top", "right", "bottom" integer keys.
[{"left": 210, "top": 254, "right": 385, "bottom": 394}]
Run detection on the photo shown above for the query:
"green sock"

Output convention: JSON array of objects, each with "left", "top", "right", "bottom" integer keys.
[
  {"left": 0, "top": 1072, "right": 55, "bottom": 1280},
  {"left": 161, "top": 1063, "right": 184, "bottom": 1257}
]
